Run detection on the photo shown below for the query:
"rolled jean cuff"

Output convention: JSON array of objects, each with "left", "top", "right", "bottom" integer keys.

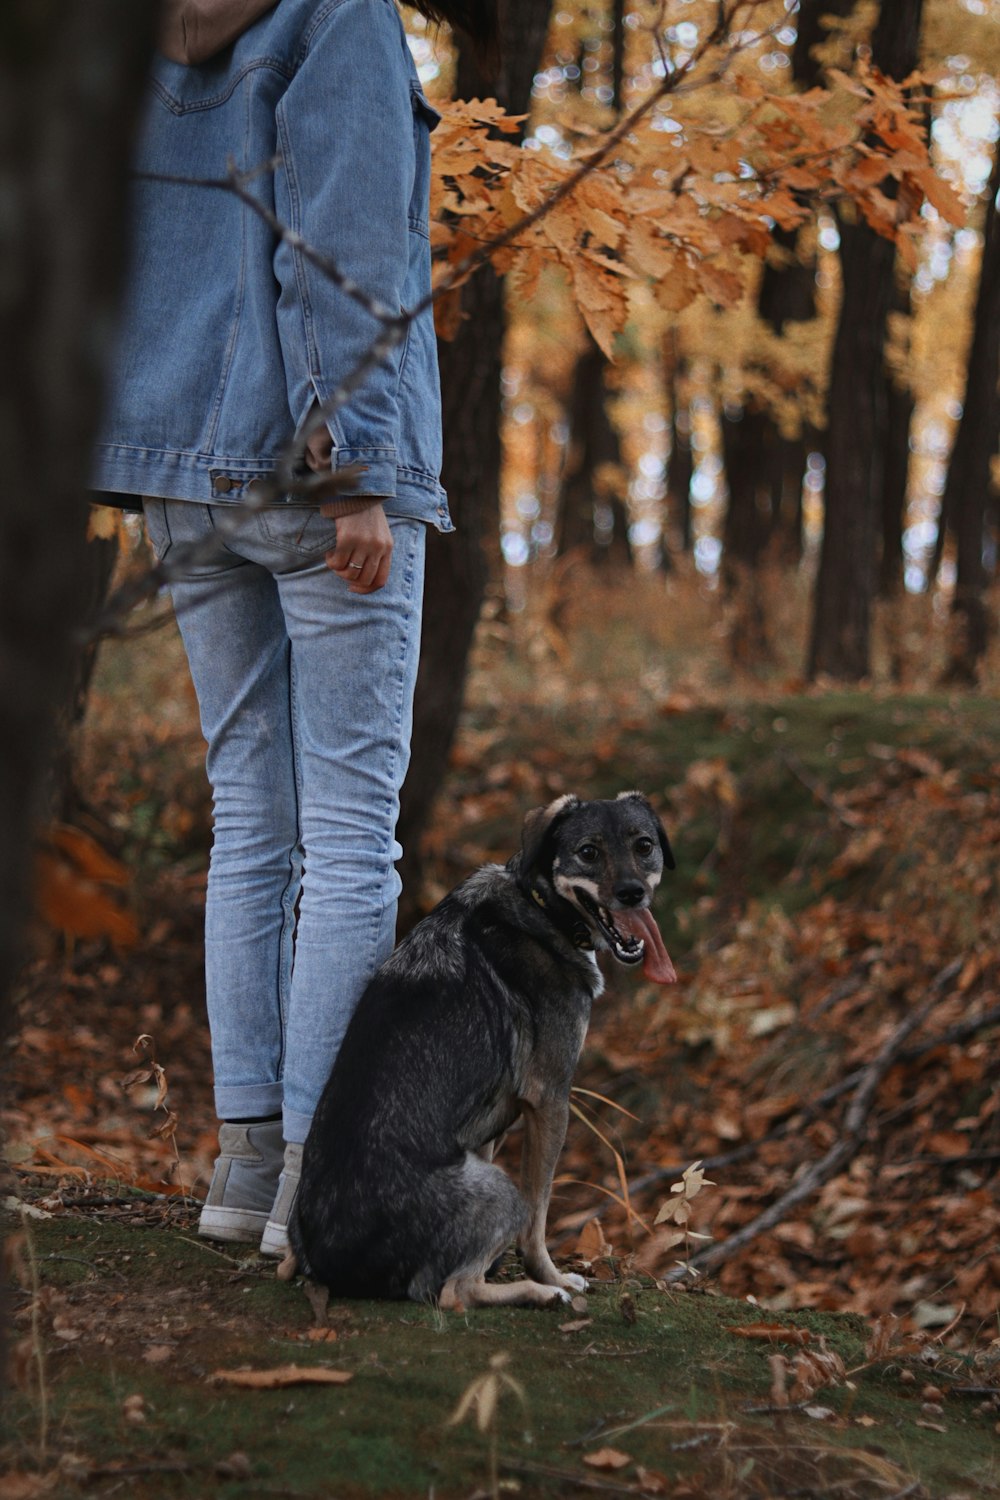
[
  {"left": 214, "top": 1081, "right": 284, "bottom": 1122},
  {"left": 282, "top": 1108, "right": 313, "bottom": 1147}
]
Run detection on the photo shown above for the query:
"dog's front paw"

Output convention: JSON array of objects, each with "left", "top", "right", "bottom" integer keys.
[
  {"left": 546, "top": 1286, "right": 573, "bottom": 1305},
  {"left": 559, "top": 1271, "right": 589, "bottom": 1294}
]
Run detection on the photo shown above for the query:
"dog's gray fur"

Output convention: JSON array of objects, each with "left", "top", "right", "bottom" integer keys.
[{"left": 288, "top": 791, "right": 675, "bottom": 1309}]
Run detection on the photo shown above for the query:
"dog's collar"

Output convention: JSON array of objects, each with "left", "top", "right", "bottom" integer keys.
[{"left": 529, "top": 884, "right": 594, "bottom": 952}]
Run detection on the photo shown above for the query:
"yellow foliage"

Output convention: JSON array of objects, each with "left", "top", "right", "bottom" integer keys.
[{"left": 429, "top": 53, "right": 962, "bottom": 355}]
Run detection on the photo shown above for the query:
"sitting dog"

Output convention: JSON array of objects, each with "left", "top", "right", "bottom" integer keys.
[{"left": 288, "top": 792, "right": 676, "bottom": 1309}]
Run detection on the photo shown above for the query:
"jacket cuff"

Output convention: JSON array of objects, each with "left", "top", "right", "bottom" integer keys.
[
  {"left": 321, "top": 496, "right": 385, "bottom": 518},
  {"left": 333, "top": 449, "right": 397, "bottom": 500}
]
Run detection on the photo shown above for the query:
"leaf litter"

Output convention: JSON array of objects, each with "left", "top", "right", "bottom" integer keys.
[{"left": 3, "top": 617, "right": 1000, "bottom": 1495}]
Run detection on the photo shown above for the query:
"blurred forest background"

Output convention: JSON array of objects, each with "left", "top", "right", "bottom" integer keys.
[{"left": 4, "top": 0, "right": 1000, "bottom": 1367}]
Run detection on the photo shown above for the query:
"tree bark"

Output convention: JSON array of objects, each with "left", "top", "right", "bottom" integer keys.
[
  {"left": 938, "top": 141, "right": 1000, "bottom": 685},
  {"left": 552, "top": 0, "right": 631, "bottom": 570},
  {"left": 0, "top": 3, "right": 156, "bottom": 1012},
  {"left": 720, "top": 406, "right": 774, "bottom": 664},
  {"left": 664, "top": 339, "right": 693, "bottom": 558},
  {"left": 48, "top": 530, "right": 121, "bottom": 823},
  {"left": 714, "top": 0, "right": 858, "bottom": 643},
  {"left": 555, "top": 330, "right": 631, "bottom": 567},
  {"left": 0, "top": 3, "right": 154, "bottom": 1389},
  {"left": 807, "top": 0, "right": 924, "bottom": 681},
  {"left": 722, "top": 0, "right": 857, "bottom": 579},
  {"left": 396, "top": 0, "right": 553, "bottom": 912},
  {"left": 878, "top": 295, "right": 913, "bottom": 604}
]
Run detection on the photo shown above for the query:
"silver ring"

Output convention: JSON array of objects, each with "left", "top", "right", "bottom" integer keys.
[{"left": 348, "top": 562, "right": 363, "bottom": 570}]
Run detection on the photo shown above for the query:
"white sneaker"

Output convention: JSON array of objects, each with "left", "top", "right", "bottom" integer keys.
[
  {"left": 260, "top": 1141, "right": 303, "bottom": 1258},
  {"left": 198, "top": 1121, "right": 284, "bottom": 1244}
]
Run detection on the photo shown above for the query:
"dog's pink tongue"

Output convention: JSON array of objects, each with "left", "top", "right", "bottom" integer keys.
[{"left": 618, "top": 908, "right": 677, "bottom": 984}]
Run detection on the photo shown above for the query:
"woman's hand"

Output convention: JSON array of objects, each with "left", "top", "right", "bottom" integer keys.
[{"left": 321, "top": 502, "right": 393, "bottom": 594}]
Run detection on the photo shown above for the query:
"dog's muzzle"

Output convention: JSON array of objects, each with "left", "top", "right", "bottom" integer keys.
[{"left": 573, "top": 890, "right": 676, "bottom": 984}]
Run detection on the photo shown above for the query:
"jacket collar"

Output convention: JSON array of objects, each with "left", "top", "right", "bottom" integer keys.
[{"left": 158, "top": 0, "right": 277, "bottom": 64}]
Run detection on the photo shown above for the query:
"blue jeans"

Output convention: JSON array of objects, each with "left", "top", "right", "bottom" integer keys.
[{"left": 143, "top": 499, "right": 426, "bottom": 1143}]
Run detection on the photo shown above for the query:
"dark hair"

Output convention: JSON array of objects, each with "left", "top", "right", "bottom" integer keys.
[{"left": 407, "top": 0, "right": 500, "bottom": 66}]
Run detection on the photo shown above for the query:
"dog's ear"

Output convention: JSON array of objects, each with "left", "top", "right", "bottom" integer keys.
[
  {"left": 520, "top": 794, "right": 580, "bottom": 877},
  {"left": 617, "top": 790, "right": 675, "bottom": 871}
]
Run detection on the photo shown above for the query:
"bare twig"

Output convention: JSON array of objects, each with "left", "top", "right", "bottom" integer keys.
[
  {"left": 662, "top": 958, "right": 963, "bottom": 1282},
  {"left": 577, "top": 980, "right": 999, "bottom": 1218},
  {"left": 780, "top": 751, "right": 864, "bottom": 828}
]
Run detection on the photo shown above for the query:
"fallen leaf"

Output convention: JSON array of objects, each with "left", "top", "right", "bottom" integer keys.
[
  {"left": 559, "top": 1318, "right": 593, "bottom": 1333},
  {"left": 584, "top": 1448, "right": 631, "bottom": 1471},
  {"left": 575, "top": 1220, "right": 611, "bottom": 1261},
  {"left": 634, "top": 1467, "right": 670, "bottom": 1495},
  {"left": 0, "top": 1476, "right": 55, "bottom": 1500},
  {"left": 727, "top": 1323, "right": 812, "bottom": 1345},
  {"left": 215, "top": 1453, "right": 253, "bottom": 1479},
  {"left": 209, "top": 1365, "right": 353, "bottom": 1389},
  {"left": 142, "top": 1345, "right": 173, "bottom": 1364}
]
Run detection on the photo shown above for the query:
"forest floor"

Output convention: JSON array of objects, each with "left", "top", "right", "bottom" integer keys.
[{"left": 3, "top": 564, "right": 1000, "bottom": 1497}]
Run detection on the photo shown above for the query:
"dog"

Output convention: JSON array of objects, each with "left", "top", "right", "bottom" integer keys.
[{"left": 287, "top": 791, "right": 676, "bottom": 1309}]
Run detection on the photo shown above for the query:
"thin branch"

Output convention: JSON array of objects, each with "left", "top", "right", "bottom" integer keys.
[
  {"left": 134, "top": 1, "right": 777, "bottom": 496},
  {"left": 554, "top": 981, "right": 998, "bottom": 1246},
  {"left": 662, "top": 957, "right": 963, "bottom": 1282}
]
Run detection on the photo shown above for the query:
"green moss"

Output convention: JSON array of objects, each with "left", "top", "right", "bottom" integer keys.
[{"left": 4, "top": 1217, "right": 996, "bottom": 1499}]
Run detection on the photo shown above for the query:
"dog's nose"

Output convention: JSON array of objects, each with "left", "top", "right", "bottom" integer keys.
[{"left": 614, "top": 881, "right": 646, "bottom": 907}]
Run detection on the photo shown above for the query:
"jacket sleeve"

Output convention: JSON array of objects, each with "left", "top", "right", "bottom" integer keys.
[{"left": 273, "top": 0, "right": 416, "bottom": 499}]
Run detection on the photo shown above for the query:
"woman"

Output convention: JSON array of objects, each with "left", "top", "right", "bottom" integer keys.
[{"left": 93, "top": 0, "right": 499, "bottom": 1254}]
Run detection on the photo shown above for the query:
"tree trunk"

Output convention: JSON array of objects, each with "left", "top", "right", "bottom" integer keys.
[
  {"left": 552, "top": 0, "right": 632, "bottom": 571},
  {"left": 555, "top": 330, "right": 630, "bottom": 567},
  {"left": 807, "top": 0, "right": 924, "bottom": 681},
  {"left": 396, "top": 0, "right": 553, "bottom": 912},
  {"left": 879, "top": 92, "right": 931, "bottom": 612},
  {"left": 720, "top": 406, "right": 773, "bottom": 664},
  {"left": 738, "top": 0, "right": 858, "bottom": 566},
  {"left": 878, "top": 301, "right": 913, "bottom": 603},
  {"left": 939, "top": 141, "right": 1000, "bottom": 684},
  {"left": 770, "top": 432, "right": 807, "bottom": 564},
  {"left": 0, "top": 6, "right": 154, "bottom": 1391},
  {"left": 664, "top": 341, "right": 693, "bottom": 558},
  {"left": 0, "top": 3, "right": 156, "bottom": 1015},
  {"left": 48, "top": 530, "right": 121, "bottom": 823}
]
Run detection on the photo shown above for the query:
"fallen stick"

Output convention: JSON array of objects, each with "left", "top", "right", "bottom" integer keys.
[
  {"left": 637, "top": 963, "right": 991, "bottom": 1188},
  {"left": 663, "top": 958, "right": 963, "bottom": 1283},
  {"left": 552, "top": 965, "right": 994, "bottom": 1249}
]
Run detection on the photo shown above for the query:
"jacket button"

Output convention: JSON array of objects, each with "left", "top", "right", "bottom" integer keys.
[{"left": 214, "top": 476, "right": 234, "bottom": 493}]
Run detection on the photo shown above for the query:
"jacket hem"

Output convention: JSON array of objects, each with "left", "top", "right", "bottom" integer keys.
[{"left": 91, "top": 446, "right": 453, "bottom": 532}]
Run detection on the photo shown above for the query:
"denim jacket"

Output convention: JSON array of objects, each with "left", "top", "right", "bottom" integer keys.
[{"left": 93, "top": 0, "right": 451, "bottom": 531}]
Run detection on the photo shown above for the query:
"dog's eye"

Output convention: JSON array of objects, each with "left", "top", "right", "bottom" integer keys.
[
  {"left": 635, "top": 837, "right": 654, "bottom": 857},
  {"left": 577, "top": 844, "right": 599, "bottom": 863}
]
